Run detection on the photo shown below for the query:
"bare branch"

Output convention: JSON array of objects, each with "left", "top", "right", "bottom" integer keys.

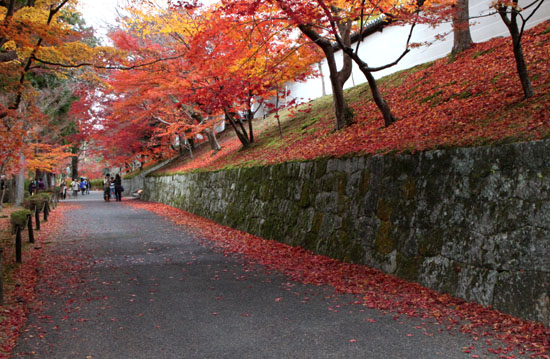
[{"left": 29, "top": 53, "right": 186, "bottom": 71}]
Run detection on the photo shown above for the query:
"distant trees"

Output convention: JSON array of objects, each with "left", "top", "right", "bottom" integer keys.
[
  {"left": 0, "top": 0, "right": 104, "bottom": 201},
  {"left": 91, "top": 0, "right": 321, "bottom": 164}
]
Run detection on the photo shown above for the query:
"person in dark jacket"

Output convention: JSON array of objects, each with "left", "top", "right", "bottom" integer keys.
[
  {"left": 114, "top": 174, "right": 123, "bottom": 202},
  {"left": 37, "top": 178, "right": 45, "bottom": 191},
  {"left": 29, "top": 180, "right": 37, "bottom": 195}
]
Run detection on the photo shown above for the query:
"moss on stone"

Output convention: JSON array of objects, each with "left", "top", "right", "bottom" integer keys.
[
  {"left": 375, "top": 221, "right": 395, "bottom": 255},
  {"left": 377, "top": 198, "right": 392, "bottom": 221},
  {"left": 314, "top": 159, "right": 328, "bottom": 179},
  {"left": 224, "top": 203, "right": 243, "bottom": 227},
  {"left": 418, "top": 229, "right": 444, "bottom": 257},
  {"left": 359, "top": 170, "right": 370, "bottom": 196},
  {"left": 303, "top": 233, "right": 318, "bottom": 252},
  {"left": 259, "top": 183, "right": 273, "bottom": 201},
  {"left": 260, "top": 214, "right": 285, "bottom": 241},
  {"left": 286, "top": 205, "right": 300, "bottom": 228},
  {"left": 311, "top": 212, "right": 324, "bottom": 234},
  {"left": 395, "top": 254, "right": 422, "bottom": 281},
  {"left": 337, "top": 194, "right": 350, "bottom": 215},
  {"left": 401, "top": 177, "right": 417, "bottom": 200},
  {"left": 298, "top": 182, "right": 312, "bottom": 208},
  {"left": 337, "top": 172, "right": 348, "bottom": 196},
  {"left": 469, "top": 158, "right": 492, "bottom": 183},
  {"left": 319, "top": 176, "right": 335, "bottom": 192},
  {"left": 337, "top": 228, "right": 365, "bottom": 264}
]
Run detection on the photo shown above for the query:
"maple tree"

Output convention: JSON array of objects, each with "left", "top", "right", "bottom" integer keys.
[
  {"left": 492, "top": 0, "right": 545, "bottom": 98},
  {"left": 92, "top": 0, "right": 320, "bottom": 168},
  {"left": 316, "top": 0, "right": 456, "bottom": 127},
  {"left": 0, "top": 0, "right": 106, "bottom": 201},
  {"left": 158, "top": 19, "right": 549, "bottom": 174},
  {"left": 223, "top": 0, "right": 455, "bottom": 129},
  {"left": 0, "top": 0, "right": 131, "bottom": 201},
  {"left": 222, "top": 0, "right": 355, "bottom": 130}
]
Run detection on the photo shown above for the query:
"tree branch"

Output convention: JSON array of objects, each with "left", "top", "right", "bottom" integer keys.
[
  {"left": 0, "top": 50, "right": 17, "bottom": 63},
  {"left": 29, "top": 53, "right": 186, "bottom": 71}
]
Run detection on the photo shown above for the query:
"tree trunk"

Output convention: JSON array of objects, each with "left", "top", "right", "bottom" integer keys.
[
  {"left": 498, "top": 4, "right": 534, "bottom": 98},
  {"left": 47, "top": 172, "right": 54, "bottom": 188},
  {"left": 183, "top": 138, "right": 194, "bottom": 158},
  {"left": 512, "top": 37, "right": 533, "bottom": 98},
  {"left": 71, "top": 149, "right": 78, "bottom": 179},
  {"left": 247, "top": 93, "right": 254, "bottom": 143},
  {"left": 8, "top": 176, "right": 15, "bottom": 203},
  {"left": 360, "top": 67, "right": 396, "bottom": 127},
  {"left": 225, "top": 109, "right": 251, "bottom": 148},
  {"left": 15, "top": 151, "right": 25, "bottom": 205},
  {"left": 451, "top": 0, "right": 473, "bottom": 56},
  {"left": 275, "top": 86, "right": 283, "bottom": 138},
  {"left": 0, "top": 188, "right": 5, "bottom": 212},
  {"left": 299, "top": 24, "right": 354, "bottom": 130},
  {"left": 328, "top": 58, "right": 353, "bottom": 130},
  {"left": 204, "top": 128, "right": 221, "bottom": 151},
  {"left": 318, "top": 63, "right": 327, "bottom": 97},
  {"left": 0, "top": 164, "right": 5, "bottom": 212}
]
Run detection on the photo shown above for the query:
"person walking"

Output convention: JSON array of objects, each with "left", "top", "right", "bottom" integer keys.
[
  {"left": 71, "top": 179, "right": 79, "bottom": 197},
  {"left": 114, "top": 174, "right": 123, "bottom": 201},
  {"left": 103, "top": 174, "right": 111, "bottom": 201},
  {"left": 28, "top": 180, "right": 37, "bottom": 196},
  {"left": 80, "top": 178, "right": 86, "bottom": 195},
  {"left": 61, "top": 181, "right": 67, "bottom": 199}
]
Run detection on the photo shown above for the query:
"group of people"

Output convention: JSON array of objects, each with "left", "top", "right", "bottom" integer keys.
[
  {"left": 28, "top": 178, "right": 46, "bottom": 195},
  {"left": 103, "top": 174, "right": 123, "bottom": 202},
  {"left": 33, "top": 175, "right": 123, "bottom": 201},
  {"left": 59, "top": 178, "right": 90, "bottom": 199}
]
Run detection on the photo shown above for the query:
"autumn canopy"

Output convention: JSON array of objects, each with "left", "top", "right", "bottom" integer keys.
[{"left": 0, "top": 0, "right": 548, "bottom": 192}]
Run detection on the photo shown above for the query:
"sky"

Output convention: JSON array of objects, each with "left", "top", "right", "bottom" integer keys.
[
  {"left": 77, "top": 0, "right": 219, "bottom": 42},
  {"left": 77, "top": 0, "right": 124, "bottom": 42}
]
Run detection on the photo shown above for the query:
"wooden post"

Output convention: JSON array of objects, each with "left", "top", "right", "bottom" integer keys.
[
  {"left": 27, "top": 214, "right": 34, "bottom": 243},
  {"left": 15, "top": 226, "right": 22, "bottom": 263},
  {"left": 35, "top": 206, "right": 40, "bottom": 231},
  {"left": 0, "top": 247, "right": 3, "bottom": 305}
]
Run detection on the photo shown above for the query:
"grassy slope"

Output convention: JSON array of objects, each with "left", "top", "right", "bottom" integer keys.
[{"left": 156, "top": 21, "right": 550, "bottom": 175}]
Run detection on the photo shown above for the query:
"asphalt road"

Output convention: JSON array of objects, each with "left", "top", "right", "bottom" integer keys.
[{"left": 13, "top": 191, "right": 493, "bottom": 358}]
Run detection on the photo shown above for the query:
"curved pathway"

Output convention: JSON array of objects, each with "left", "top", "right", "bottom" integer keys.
[{"left": 13, "top": 191, "right": 494, "bottom": 358}]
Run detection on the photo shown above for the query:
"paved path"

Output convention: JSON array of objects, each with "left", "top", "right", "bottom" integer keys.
[{"left": 13, "top": 191, "right": 492, "bottom": 358}]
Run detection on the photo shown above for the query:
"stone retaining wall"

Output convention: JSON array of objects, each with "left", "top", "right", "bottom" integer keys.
[
  {"left": 122, "top": 158, "right": 176, "bottom": 195},
  {"left": 143, "top": 140, "right": 550, "bottom": 325}
]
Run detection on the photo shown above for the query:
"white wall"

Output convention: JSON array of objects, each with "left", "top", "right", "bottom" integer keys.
[{"left": 284, "top": 0, "right": 550, "bottom": 105}]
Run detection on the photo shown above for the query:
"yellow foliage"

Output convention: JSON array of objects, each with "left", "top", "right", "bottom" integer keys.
[
  {"left": 1, "top": 40, "right": 16, "bottom": 51},
  {"left": 13, "top": 6, "right": 50, "bottom": 24},
  {"left": 26, "top": 143, "right": 75, "bottom": 173}
]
